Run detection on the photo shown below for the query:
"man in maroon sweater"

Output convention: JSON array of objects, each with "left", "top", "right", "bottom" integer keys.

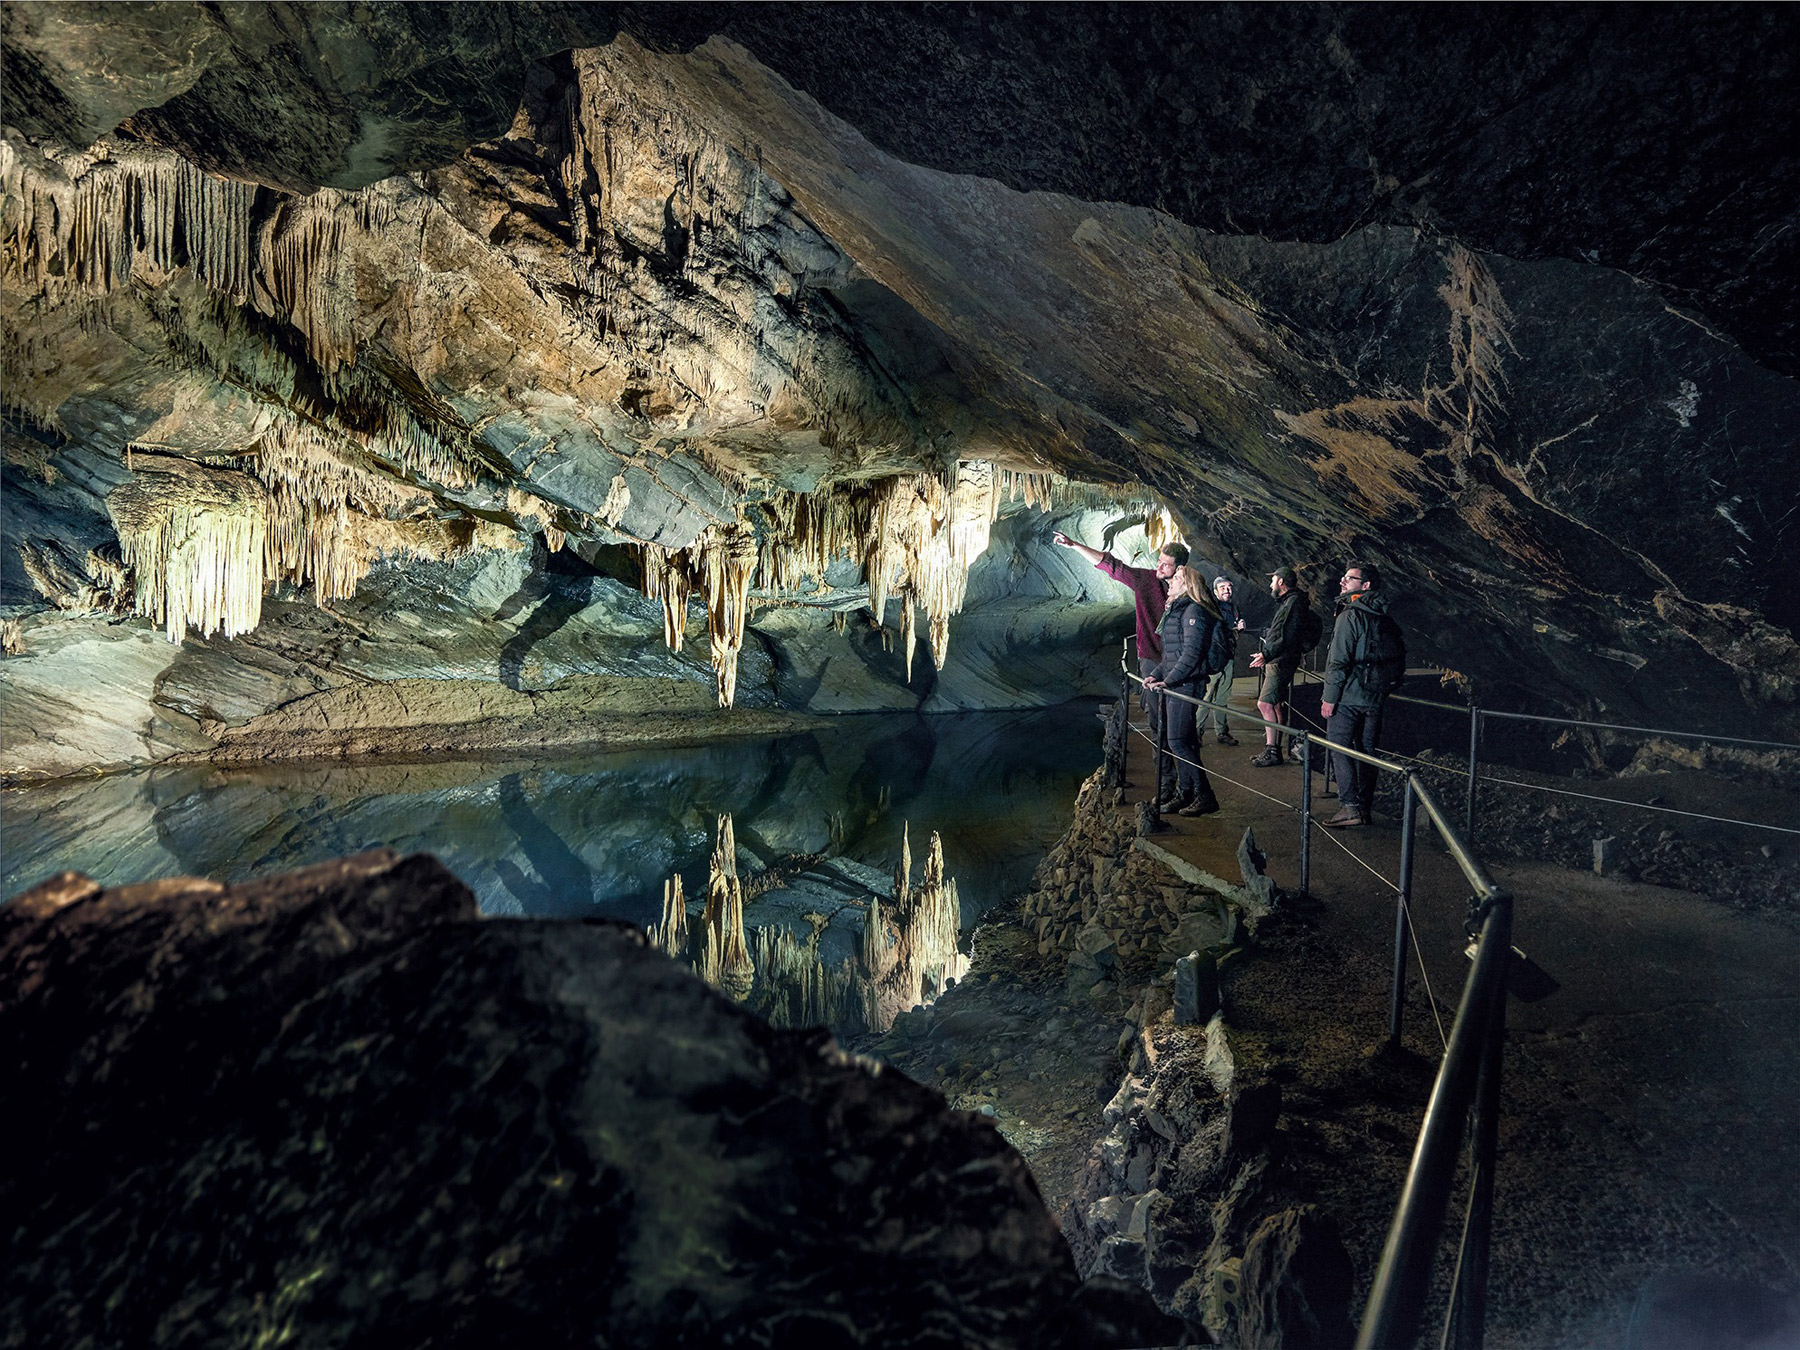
[{"left": 1053, "top": 529, "right": 1190, "bottom": 798}]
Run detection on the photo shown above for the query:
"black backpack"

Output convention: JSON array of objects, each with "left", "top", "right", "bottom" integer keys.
[
  {"left": 1205, "top": 615, "right": 1236, "bottom": 676},
  {"left": 1297, "top": 604, "right": 1324, "bottom": 652},
  {"left": 1368, "top": 613, "right": 1408, "bottom": 693}
]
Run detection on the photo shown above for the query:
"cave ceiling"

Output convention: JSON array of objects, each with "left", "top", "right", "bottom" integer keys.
[{"left": 2, "top": 1, "right": 1797, "bottom": 734}]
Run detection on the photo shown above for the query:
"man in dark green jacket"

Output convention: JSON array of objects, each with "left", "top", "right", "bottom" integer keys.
[{"left": 1320, "top": 563, "right": 1405, "bottom": 827}]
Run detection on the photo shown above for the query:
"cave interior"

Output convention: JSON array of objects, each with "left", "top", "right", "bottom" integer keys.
[{"left": 3, "top": 4, "right": 1799, "bottom": 1347}]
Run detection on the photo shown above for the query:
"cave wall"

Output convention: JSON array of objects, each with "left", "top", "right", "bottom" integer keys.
[{"left": 3, "top": 4, "right": 1797, "bottom": 751}]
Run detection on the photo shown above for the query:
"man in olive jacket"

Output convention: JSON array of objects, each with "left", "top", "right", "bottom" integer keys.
[{"left": 1320, "top": 562, "right": 1405, "bottom": 827}]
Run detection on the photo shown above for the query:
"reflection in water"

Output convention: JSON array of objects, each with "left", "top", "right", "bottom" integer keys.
[
  {"left": 2, "top": 708, "right": 1104, "bottom": 930},
  {"left": 656, "top": 814, "right": 969, "bottom": 1036}
]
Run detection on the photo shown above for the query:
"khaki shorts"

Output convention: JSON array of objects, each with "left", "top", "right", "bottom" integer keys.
[{"left": 1258, "top": 660, "right": 1298, "bottom": 706}]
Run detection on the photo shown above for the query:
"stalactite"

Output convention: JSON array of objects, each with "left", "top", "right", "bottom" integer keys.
[
  {"left": 702, "top": 519, "right": 758, "bottom": 708},
  {"left": 641, "top": 543, "right": 693, "bottom": 651},
  {"left": 106, "top": 455, "right": 270, "bottom": 644},
  {"left": 1143, "top": 506, "right": 1181, "bottom": 555},
  {"left": 998, "top": 467, "right": 1065, "bottom": 512},
  {"left": 901, "top": 588, "right": 918, "bottom": 682},
  {"left": 599, "top": 472, "right": 631, "bottom": 527},
  {"left": 17, "top": 540, "right": 130, "bottom": 614},
  {"left": 1, "top": 144, "right": 256, "bottom": 302},
  {"left": 507, "top": 487, "right": 568, "bottom": 553}
]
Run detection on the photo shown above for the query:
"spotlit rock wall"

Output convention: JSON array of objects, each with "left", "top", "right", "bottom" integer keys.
[{"left": 4, "top": 7, "right": 1798, "bottom": 746}]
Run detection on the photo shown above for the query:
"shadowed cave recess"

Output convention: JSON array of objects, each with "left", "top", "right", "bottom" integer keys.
[{"left": 3, "top": 4, "right": 1800, "bottom": 1348}]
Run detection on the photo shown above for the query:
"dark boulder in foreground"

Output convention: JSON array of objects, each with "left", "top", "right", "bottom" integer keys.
[{"left": 0, "top": 851, "right": 1173, "bottom": 1348}]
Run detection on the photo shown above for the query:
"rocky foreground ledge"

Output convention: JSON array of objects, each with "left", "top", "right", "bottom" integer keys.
[{"left": 0, "top": 851, "right": 1181, "bottom": 1348}]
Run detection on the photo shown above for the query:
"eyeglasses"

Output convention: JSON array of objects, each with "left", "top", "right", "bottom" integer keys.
[{"left": 1342, "top": 573, "right": 1364, "bottom": 582}]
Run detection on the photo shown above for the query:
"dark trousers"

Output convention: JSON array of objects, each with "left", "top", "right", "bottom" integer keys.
[
  {"left": 1327, "top": 702, "right": 1384, "bottom": 811},
  {"left": 1162, "top": 687, "right": 1215, "bottom": 804},
  {"left": 1142, "top": 658, "right": 1175, "bottom": 798}
]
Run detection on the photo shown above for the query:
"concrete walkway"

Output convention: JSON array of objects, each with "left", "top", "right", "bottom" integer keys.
[{"left": 1123, "top": 677, "right": 1800, "bottom": 1348}]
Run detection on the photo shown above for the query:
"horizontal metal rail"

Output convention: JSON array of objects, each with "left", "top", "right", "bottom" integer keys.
[
  {"left": 1388, "top": 686, "right": 1799, "bottom": 752},
  {"left": 1126, "top": 667, "right": 1407, "bottom": 773}
]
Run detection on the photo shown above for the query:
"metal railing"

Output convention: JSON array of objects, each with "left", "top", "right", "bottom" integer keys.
[
  {"left": 1366, "top": 680, "right": 1796, "bottom": 841},
  {"left": 1116, "top": 642, "right": 1512, "bottom": 1348},
  {"left": 1112, "top": 642, "right": 1797, "bottom": 1344}
]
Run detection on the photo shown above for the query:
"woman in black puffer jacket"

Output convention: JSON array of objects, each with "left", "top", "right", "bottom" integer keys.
[{"left": 1144, "top": 566, "right": 1222, "bottom": 815}]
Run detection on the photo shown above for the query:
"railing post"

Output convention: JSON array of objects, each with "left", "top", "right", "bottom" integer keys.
[
  {"left": 1454, "top": 920, "right": 1508, "bottom": 1350},
  {"left": 1390, "top": 774, "right": 1418, "bottom": 1049},
  {"left": 1466, "top": 705, "right": 1481, "bottom": 838},
  {"left": 1298, "top": 732, "right": 1313, "bottom": 897}
]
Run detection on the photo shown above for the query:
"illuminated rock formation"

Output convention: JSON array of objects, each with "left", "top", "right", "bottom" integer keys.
[{"left": 6, "top": 5, "right": 1799, "bottom": 747}]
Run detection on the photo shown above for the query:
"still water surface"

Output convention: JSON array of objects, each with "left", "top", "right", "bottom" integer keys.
[{"left": 2, "top": 707, "right": 1104, "bottom": 926}]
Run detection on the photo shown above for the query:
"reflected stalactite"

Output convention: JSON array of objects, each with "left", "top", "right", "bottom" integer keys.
[
  {"left": 699, "top": 812, "right": 754, "bottom": 1001},
  {"left": 649, "top": 813, "right": 965, "bottom": 1036}
]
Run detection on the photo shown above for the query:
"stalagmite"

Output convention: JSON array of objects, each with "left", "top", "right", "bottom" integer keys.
[
  {"left": 699, "top": 813, "right": 754, "bottom": 1001},
  {"left": 106, "top": 455, "right": 270, "bottom": 644}
]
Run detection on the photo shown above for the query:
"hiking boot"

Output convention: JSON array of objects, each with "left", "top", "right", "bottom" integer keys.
[
  {"left": 1323, "top": 806, "right": 1369, "bottom": 828},
  {"left": 1178, "top": 795, "right": 1221, "bottom": 817},
  {"left": 1216, "top": 733, "right": 1239, "bottom": 746},
  {"left": 1250, "top": 746, "right": 1283, "bottom": 768},
  {"left": 1157, "top": 794, "right": 1189, "bottom": 814}
]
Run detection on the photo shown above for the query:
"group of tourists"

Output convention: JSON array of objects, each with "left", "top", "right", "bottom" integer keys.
[{"left": 1052, "top": 528, "right": 1407, "bottom": 829}]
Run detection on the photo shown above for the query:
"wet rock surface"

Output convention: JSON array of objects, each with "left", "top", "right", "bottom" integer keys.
[{"left": 0, "top": 850, "right": 1143, "bottom": 1349}]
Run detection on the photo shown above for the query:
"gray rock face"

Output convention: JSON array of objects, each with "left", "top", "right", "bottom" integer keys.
[
  {"left": 0, "top": 850, "right": 1092, "bottom": 1347},
  {"left": 1236, "top": 1206, "right": 1356, "bottom": 1350}
]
